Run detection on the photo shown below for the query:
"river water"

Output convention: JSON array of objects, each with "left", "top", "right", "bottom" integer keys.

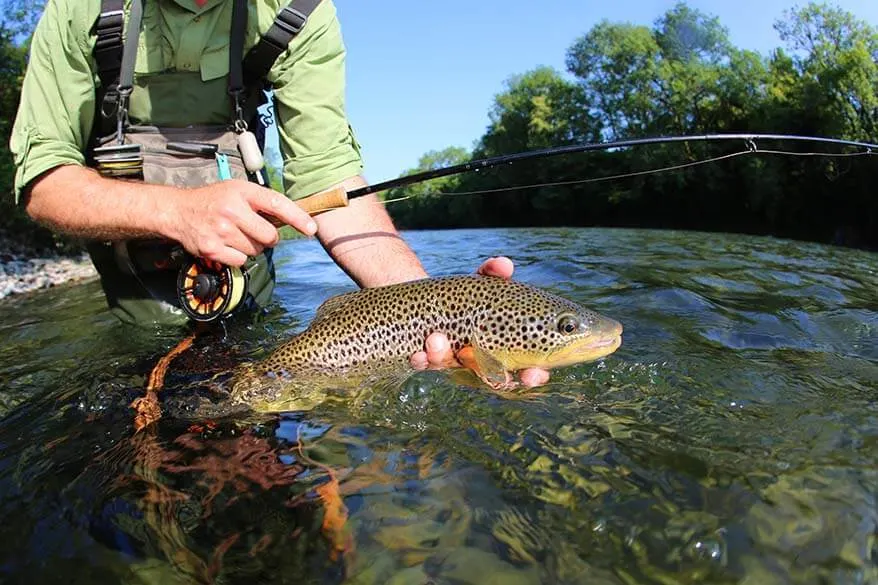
[{"left": 0, "top": 228, "right": 876, "bottom": 585}]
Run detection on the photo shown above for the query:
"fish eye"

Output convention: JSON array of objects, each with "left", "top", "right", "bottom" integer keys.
[{"left": 557, "top": 315, "right": 580, "bottom": 335}]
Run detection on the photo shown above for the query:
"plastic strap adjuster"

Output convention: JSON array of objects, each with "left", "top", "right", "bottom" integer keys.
[
  {"left": 95, "top": 9, "right": 124, "bottom": 43},
  {"left": 93, "top": 10, "right": 125, "bottom": 70},
  {"left": 276, "top": 6, "right": 308, "bottom": 36}
]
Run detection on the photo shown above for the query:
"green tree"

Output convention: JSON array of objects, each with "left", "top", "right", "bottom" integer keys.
[
  {"left": 0, "top": 28, "right": 37, "bottom": 240},
  {"left": 654, "top": 2, "right": 731, "bottom": 64},
  {"left": 389, "top": 1, "right": 877, "bottom": 249},
  {"left": 763, "top": 3, "right": 878, "bottom": 243},
  {"left": 773, "top": 2, "right": 878, "bottom": 139},
  {"left": 565, "top": 2, "right": 762, "bottom": 138},
  {"left": 478, "top": 66, "right": 593, "bottom": 154},
  {"left": 0, "top": 2, "right": 72, "bottom": 252},
  {"left": 0, "top": 0, "right": 44, "bottom": 40},
  {"left": 565, "top": 21, "right": 661, "bottom": 138},
  {"left": 383, "top": 146, "right": 473, "bottom": 229},
  {"left": 458, "top": 67, "right": 601, "bottom": 227}
]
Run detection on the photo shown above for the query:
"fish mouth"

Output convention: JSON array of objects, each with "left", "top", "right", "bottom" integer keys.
[
  {"left": 567, "top": 318, "right": 624, "bottom": 361},
  {"left": 586, "top": 318, "right": 623, "bottom": 349},
  {"left": 585, "top": 336, "right": 620, "bottom": 350},
  {"left": 578, "top": 333, "right": 622, "bottom": 358}
]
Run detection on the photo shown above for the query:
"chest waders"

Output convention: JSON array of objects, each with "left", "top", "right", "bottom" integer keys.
[{"left": 86, "top": 0, "right": 321, "bottom": 327}]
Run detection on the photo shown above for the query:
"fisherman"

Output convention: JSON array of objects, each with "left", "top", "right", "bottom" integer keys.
[{"left": 9, "top": 0, "right": 551, "bottom": 387}]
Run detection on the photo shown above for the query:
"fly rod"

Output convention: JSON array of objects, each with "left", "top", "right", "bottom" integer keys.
[
  {"left": 182, "top": 132, "right": 877, "bottom": 322},
  {"left": 293, "top": 132, "right": 878, "bottom": 215}
]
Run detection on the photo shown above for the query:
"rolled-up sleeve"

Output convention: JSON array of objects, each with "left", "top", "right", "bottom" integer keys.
[
  {"left": 10, "top": 0, "right": 96, "bottom": 203},
  {"left": 268, "top": 0, "right": 364, "bottom": 201}
]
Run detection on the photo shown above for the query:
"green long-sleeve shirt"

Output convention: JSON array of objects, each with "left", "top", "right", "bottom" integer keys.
[{"left": 10, "top": 0, "right": 364, "bottom": 203}]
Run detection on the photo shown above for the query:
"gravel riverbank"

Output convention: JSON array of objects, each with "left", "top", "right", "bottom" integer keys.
[{"left": 0, "top": 236, "right": 97, "bottom": 300}]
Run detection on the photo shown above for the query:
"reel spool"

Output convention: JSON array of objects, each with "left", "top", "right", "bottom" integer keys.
[{"left": 176, "top": 257, "right": 249, "bottom": 322}]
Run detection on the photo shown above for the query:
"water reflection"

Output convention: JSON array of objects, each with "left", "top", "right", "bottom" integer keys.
[{"left": 0, "top": 228, "right": 875, "bottom": 584}]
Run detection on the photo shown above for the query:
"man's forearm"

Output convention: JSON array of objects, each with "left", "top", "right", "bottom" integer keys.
[
  {"left": 25, "top": 165, "right": 178, "bottom": 241},
  {"left": 314, "top": 176, "right": 428, "bottom": 288},
  {"left": 27, "top": 164, "right": 318, "bottom": 268},
  {"left": 28, "top": 167, "right": 427, "bottom": 286}
]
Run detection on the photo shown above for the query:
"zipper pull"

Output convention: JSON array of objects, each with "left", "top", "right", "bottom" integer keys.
[{"left": 215, "top": 152, "right": 232, "bottom": 181}]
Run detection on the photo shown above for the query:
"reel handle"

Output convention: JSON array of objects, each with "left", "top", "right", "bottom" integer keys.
[{"left": 263, "top": 186, "right": 350, "bottom": 227}]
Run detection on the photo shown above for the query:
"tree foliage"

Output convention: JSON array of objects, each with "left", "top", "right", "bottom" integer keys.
[
  {"left": 383, "top": 147, "right": 472, "bottom": 229},
  {"left": 1, "top": 2, "right": 877, "bottom": 252},
  {"left": 0, "top": 20, "right": 55, "bottom": 249},
  {"left": 1, "top": 1, "right": 82, "bottom": 251},
  {"left": 0, "top": 0, "right": 44, "bottom": 40},
  {"left": 386, "top": 2, "right": 878, "bottom": 250}
]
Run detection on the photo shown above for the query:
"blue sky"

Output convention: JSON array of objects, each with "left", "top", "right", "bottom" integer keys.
[{"left": 332, "top": 0, "right": 878, "bottom": 183}]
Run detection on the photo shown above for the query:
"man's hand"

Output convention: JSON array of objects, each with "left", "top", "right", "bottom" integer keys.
[
  {"left": 408, "top": 256, "right": 552, "bottom": 388},
  {"left": 165, "top": 179, "right": 318, "bottom": 267},
  {"left": 25, "top": 167, "right": 319, "bottom": 265}
]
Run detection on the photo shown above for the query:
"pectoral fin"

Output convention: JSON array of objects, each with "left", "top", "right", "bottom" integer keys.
[{"left": 456, "top": 345, "right": 516, "bottom": 391}]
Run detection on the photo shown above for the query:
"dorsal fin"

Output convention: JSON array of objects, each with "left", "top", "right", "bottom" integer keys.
[{"left": 313, "top": 290, "right": 360, "bottom": 320}]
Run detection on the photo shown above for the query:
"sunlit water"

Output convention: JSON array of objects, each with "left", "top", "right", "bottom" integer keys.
[{"left": 0, "top": 228, "right": 876, "bottom": 585}]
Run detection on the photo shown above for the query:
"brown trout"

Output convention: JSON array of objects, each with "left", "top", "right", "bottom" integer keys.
[{"left": 226, "top": 275, "right": 622, "bottom": 408}]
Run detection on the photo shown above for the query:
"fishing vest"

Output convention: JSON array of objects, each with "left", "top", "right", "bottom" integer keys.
[{"left": 85, "top": 0, "right": 320, "bottom": 327}]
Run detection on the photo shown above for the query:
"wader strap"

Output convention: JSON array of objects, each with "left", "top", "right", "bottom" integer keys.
[
  {"left": 118, "top": 0, "right": 143, "bottom": 98},
  {"left": 242, "top": 0, "right": 322, "bottom": 88},
  {"left": 228, "top": 0, "right": 248, "bottom": 127},
  {"left": 90, "top": 0, "right": 125, "bottom": 145},
  {"left": 114, "top": 0, "right": 145, "bottom": 141},
  {"left": 92, "top": 0, "right": 124, "bottom": 92},
  {"left": 229, "top": 0, "right": 247, "bottom": 97},
  {"left": 90, "top": 0, "right": 322, "bottom": 126}
]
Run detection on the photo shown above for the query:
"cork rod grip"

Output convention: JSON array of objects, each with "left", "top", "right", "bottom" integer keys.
[
  {"left": 264, "top": 186, "right": 351, "bottom": 227},
  {"left": 296, "top": 186, "right": 350, "bottom": 216}
]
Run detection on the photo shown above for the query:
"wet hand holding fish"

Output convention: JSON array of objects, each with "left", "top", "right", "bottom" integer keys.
[{"left": 229, "top": 275, "right": 623, "bottom": 405}]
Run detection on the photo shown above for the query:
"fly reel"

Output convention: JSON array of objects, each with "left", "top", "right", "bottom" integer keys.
[{"left": 176, "top": 257, "right": 249, "bottom": 322}]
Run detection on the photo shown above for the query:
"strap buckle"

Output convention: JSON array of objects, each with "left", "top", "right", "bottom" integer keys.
[
  {"left": 95, "top": 9, "right": 124, "bottom": 38},
  {"left": 93, "top": 9, "right": 124, "bottom": 55},
  {"left": 276, "top": 6, "right": 308, "bottom": 36}
]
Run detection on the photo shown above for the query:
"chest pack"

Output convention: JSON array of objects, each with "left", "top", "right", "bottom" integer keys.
[{"left": 85, "top": 0, "right": 321, "bottom": 325}]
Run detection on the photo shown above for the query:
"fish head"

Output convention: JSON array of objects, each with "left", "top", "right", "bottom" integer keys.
[{"left": 475, "top": 282, "right": 623, "bottom": 371}]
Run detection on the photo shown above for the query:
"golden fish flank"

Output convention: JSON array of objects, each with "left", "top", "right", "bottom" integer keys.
[{"left": 249, "top": 275, "right": 623, "bottom": 389}]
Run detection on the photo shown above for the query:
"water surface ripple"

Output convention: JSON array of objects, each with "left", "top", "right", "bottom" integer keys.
[{"left": 0, "top": 228, "right": 876, "bottom": 585}]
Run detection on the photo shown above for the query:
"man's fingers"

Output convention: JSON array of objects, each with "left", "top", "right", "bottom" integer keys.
[
  {"left": 477, "top": 256, "right": 514, "bottom": 279},
  {"left": 209, "top": 219, "right": 265, "bottom": 259},
  {"left": 248, "top": 189, "right": 317, "bottom": 237},
  {"left": 413, "top": 332, "right": 550, "bottom": 387},
  {"left": 207, "top": 246, "right": 248, "bottom": 268},
  {"left": 197, "top": 235, "right": 248, "bottom": 267},
  {"left": 232, "top": 234, "right": 265, "bottom": 258},
  {"left": 410, "top": 333, "right": 461, "bottom": 370},
  {"left": 234, "top": 207, "right": 281, "bottom": 249},
  {"left": 519, "top": 368, "right": 550, "bottom": 388},
  {"left": 410, "top": 351, "right": 430, "bottom": 370},
  {"left": 424, "top": 332, "right": 461, "bottom": 368},
  {"left": 212, "top": 183, "right": 279, "bottom": 252}
]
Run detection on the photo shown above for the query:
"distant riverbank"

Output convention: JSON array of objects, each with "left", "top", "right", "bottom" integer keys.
[{"left": 0, "top": 233, "right": 96, "bottom": 300}]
